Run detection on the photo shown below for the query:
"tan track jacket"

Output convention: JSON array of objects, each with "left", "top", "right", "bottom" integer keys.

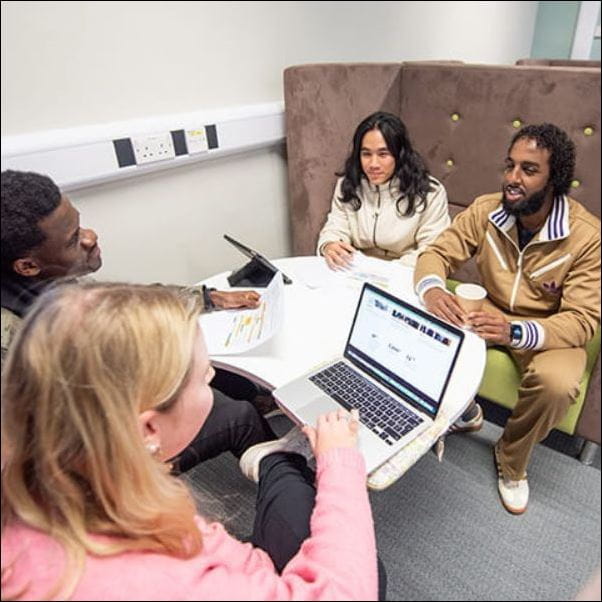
[
  {"left": 317, "top": 176, "right": 451, "bottom": 267},
  {"left": 414, "top": 193, "right": 601, "bottom": 351}
]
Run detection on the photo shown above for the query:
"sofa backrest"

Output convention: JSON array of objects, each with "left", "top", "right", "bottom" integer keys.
[
  {"left": 284, "top": 63, "right": 403, "bottom": 255},
  {"left": 398, "top": 63, "right": 601, "bottom": 217},
  {"left": 284, "top": 62, "right": 601, "bottom": 256},
  {"left": 516, "top": 58, "right": 601, "bottom": 68}
]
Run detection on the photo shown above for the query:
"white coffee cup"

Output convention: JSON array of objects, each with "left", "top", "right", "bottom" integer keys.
[{"left": 455, "top": 283, "right": 487, "bottom": 313}]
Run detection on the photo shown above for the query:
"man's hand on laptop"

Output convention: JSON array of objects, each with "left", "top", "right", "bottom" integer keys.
[
  {"left": 302, "top": 409, "right": 360, "bottom": 457},
  {"left": 423, "top": 288, "right": 466, "bottom": 327},
  {"left": 211, "top": 290, "right": 261, "bottom": 309}
]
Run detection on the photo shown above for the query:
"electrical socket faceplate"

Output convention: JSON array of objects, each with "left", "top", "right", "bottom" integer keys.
[
  {"left": 132, "top": 133, "right": 176, "bottom": 164},
  {"left": 185, "top": 128, "right": 209, "bottom": 154}
]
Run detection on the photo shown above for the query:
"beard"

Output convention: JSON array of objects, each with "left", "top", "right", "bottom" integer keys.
[{"left": 502, "top": 186, "right": 548, "bottom": 217}]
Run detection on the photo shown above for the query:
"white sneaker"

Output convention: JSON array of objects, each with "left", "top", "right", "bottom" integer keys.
[
  {"left": 239, "top": 427, "right": 314, "bottom": 483},
  {"left": 449, "top": 402, "right": 484, "bottom": 434},
  {"left": 494, "top": 444, "right": 529, "bottom": 514}
]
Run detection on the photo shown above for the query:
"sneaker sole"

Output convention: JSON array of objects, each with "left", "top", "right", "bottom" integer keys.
[
  {"left": 239, "top": 428, "right": 308, "bottom": 482},
  {"left": 239, "top": 438, "right": 286, "bottom": 482},
  {"left": 448, "top": 421, "right": 484, "bottom": 434},
  {"left": 448, "top": 405, "right": 484, "bottom": 434},
  {"left": 493, "top": 445, "right": 527, "bottom": 515},
  {"left": 264, "top": 408, "right": 284, "bottom": 419}
]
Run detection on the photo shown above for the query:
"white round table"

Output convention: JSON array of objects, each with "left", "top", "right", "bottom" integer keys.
[{"left": 200, "top": 256, "right": 486, "bottom": 490}]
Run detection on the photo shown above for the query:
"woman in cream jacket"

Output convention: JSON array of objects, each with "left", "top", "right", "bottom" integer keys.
[{"left": 318, "top": 112, "right": 450, "bottom": 268}]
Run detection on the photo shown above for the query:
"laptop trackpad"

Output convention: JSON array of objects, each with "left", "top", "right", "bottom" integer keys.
[{"left": 297, "top": 397, "right": 340, "bottom": 427}]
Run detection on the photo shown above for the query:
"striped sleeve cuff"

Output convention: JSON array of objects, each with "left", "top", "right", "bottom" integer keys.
[
  {"left": 510, "top": 320, "right": 545, "bottom": 350},
  {"left": 415, "top": 274, "right": 447, "bottom": 303}
]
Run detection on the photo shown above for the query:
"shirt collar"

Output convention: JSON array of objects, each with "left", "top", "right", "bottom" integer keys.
[
  {"left": 362, "top": 176, "right": 401, "bottom": 196},
  {"left": 488, "top": 195, "right": 570, "bottom": 242},
  {"left": 488, "top": 204, "right": 516, "bottom": 233},
  {"left": 0, "top": 274, "right": 48, "bottom": 318},
  {"left": 540, "top": 195, "right": 570, "bottom": 241}
]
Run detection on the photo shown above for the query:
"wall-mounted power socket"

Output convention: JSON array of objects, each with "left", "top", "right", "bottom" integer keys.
[
  {"left": 132, "top": 133, "right": 176, "bottom": 165},
  {"left": 185, "top": 128, "right": 209, "bottom": 154}
]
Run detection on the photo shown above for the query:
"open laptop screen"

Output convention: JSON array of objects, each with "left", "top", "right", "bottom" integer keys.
[{"left": 344, "top": 284, "right": 464, "bottom": 418}]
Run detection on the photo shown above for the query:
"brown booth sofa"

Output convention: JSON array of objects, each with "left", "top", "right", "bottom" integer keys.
[{"left": 283, "top": 61, "right": 601, "bottom": 459}]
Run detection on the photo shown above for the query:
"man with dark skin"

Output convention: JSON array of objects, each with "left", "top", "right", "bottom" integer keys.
[
  {"left": 1, "top": 177, "right": 259, "bottom": 312},
  {"left": 1, "top": 169, "right": 276, "bottom": 472},
  {"left": 414, "top": 124, "right": 600, "bottom": 514}
]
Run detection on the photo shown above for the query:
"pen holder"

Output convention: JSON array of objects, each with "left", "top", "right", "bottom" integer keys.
[{"left": 227, "top": 256, "right": 277, "bottom": 287}]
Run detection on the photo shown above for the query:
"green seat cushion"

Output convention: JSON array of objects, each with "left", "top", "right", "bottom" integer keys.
[{"left": 446, "top": 279, "right": 600, "bottom": 436}]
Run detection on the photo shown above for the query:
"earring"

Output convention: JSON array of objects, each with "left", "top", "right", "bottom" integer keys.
[{"left": 146, "top": 442, "right": 161, "bottom": 456}]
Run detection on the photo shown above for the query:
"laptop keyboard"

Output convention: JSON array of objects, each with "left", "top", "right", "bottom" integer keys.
[{"left": 309, "top": 361, "right": 424, "bottom": 446}]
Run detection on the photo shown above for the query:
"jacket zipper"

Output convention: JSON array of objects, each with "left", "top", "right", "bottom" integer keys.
[
  {"left": 372, "top": 186, "right": 381, "bottom": 247},
  {"left": 494, "top": 227, "right": 528, "bottom": 312},
  {"left": 494, "top": 215, "right": 566, "bottom": 311},
  {"left": 509, "top": 253, "right": 523, "bottom": 312},
  {"left": 530, "top": 253, "right": 572, "bottom": 278},
  {"left": 500, "top": 232, "right": 544, "bottom": 312}
]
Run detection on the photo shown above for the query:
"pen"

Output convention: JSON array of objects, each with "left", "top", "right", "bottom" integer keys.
[{"left": 225, "top": 315, "right": 239, "bottom": 347}]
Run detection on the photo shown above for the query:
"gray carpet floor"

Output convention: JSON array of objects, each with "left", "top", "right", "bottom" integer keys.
[{"left": 182, "top": 417, "right": 601, "bottom": 601}]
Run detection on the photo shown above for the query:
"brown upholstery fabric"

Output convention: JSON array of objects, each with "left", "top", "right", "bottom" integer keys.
[
  {"left": 516, "top": 58, "right": 601, "bottom": 68},
  {"left": 284, "top": 63, "right": 403, "bottom": 256},
  {"left": 285, "top": 63, "right": 600, "bottom": 252},
  {"left": 399, "top": 63, "right": 601, "bottom": 216},
  {"left": 283, "top": 61, "right": 601, "bottom": 444}
]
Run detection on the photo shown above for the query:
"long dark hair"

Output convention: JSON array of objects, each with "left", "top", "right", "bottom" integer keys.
[{"left": 337, "top": 112, "right": 436, "bottom": 216}]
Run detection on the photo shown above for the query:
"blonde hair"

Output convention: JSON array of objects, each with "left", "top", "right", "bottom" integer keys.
[{"left": 1, "top": 282, "right": 205, "bottom": 599}]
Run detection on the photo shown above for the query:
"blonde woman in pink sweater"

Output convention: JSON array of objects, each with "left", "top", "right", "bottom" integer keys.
[{"left": 1, "top": 282, "right": 381, "bottom": 601}]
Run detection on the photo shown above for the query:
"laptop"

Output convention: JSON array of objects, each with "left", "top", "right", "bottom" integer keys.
[{"left": 274, "top": 283, "right": 465, "bottom": 474}]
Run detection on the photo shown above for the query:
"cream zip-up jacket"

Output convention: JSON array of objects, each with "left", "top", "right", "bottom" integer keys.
[
  {"left": 317, "top": 176, "right": 450, "bottom": 267},
  {"left": 414, "top": 193, "right": 601, "bottom": 350}
]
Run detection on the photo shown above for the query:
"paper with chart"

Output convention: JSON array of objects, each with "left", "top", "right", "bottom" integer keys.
[{"left": 199, "top": 273, "right": 285, "bottom": 354}]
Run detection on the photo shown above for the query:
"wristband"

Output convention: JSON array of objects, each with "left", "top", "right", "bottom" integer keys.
[
  {"left": 509, "top": 323, "right": 523, "bottom": 347},
  {"left": 201, "top": 285, "right": 217, "bottom": 311}
]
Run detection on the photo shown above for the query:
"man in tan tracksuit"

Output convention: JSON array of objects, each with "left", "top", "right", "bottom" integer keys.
[{"left": 414, "top": 123, "right": 600, "bottom": 514}]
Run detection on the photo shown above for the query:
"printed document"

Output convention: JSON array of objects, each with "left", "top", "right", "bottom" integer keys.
[
  {"left": 199, "top": 272, "right": 285, "bottom": 354},
  {"left": 293, "top": 252, "right": 406, "bottom": 290}
]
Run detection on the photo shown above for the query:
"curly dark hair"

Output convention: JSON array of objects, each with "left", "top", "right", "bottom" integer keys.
[
  {"left": 1, "top": 170, "right": 62, "bottom": 273},
  {"left": 337, "top": 112, "right": 437, "bottom": 216},
  {"left": 510, "top": 123, "right": 576, "bottom": 197}
]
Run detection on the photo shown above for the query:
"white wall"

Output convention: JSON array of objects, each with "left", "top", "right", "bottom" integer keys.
[{"left": 1, "top": 1, "right": 538, "bottom": 284}]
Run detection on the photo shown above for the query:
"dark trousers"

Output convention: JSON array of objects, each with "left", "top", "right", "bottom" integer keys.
[
  {"left": 211, "top": 367, "right": 263, "bottom": 401},
  {"left": 172, "top": 388, "right": 276, "bottom": 473},
  {"left": 251, "top": 452, "right": 388, "bottom": 600}
]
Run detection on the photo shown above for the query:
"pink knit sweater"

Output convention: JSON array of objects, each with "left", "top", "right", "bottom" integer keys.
[{"left": 2, "top": 448, "right": 377, "bottom": 600}]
